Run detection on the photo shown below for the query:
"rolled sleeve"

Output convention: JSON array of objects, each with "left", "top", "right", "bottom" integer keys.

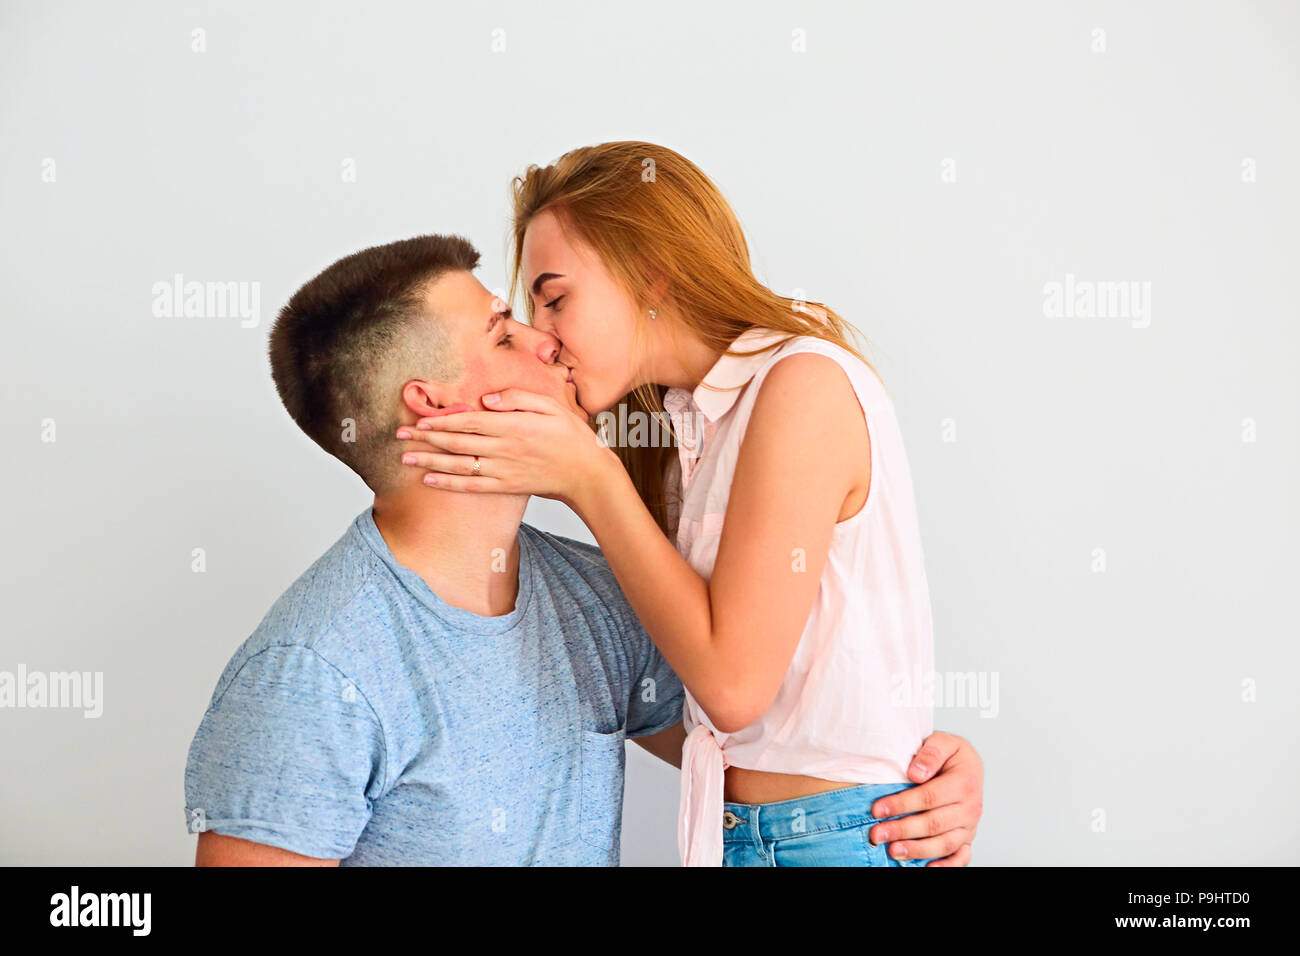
[
  {"left": 625, "top": 627, "right": 686, "bottom": 739},
  {"left": 183, "top": 644, "right": 387, "bottom": 860}
]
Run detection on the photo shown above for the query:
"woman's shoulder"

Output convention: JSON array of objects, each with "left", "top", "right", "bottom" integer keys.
[
  {"left": 732, "top": 339, "right": 874, "bottom": 503},
  {"left": 757, "top": 331, "right": 884, "bottom": 395}
]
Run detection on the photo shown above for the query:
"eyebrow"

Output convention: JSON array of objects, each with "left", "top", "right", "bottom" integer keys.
[
  {"left": 530, "top": 272, "right": 564, "bottom": 298},
  {"left": 486, "top": 305, "right": 512, "bottom": 333}
]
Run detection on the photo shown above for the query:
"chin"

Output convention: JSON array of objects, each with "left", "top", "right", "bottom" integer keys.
[
  {"left": 579, "top": 396, "right": 612, "bottom": 418},
  {"left": 579, "top": 386, "right": 618, "bottom": 418}
]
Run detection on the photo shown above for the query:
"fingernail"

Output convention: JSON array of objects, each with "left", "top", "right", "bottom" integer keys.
[
  {"left": 874, "top": 826, "right": 890, "bottom": 842},
  {"left": 402, "top": 454, "right": 416, "bottom": 465},
  {"left": 913, "top": 762, "right": 929, "bottom": 776},
  {"left": 396, "top": 430, "right": 411, "bottom": 440},
  {"left": 424, "top": 475, "right": 438, "bottom": 486},
  {"left": 875, "top": 804, "right": 889, "bottom": 818},
  {"left": 483, "top": 392, "right": 500, "bottom": 404},
  {"left": 416, "top": 422, "right": 432, "bottom": 430},
  {"left": 893, "top": 844, "right": 909, "bottom": 859}
]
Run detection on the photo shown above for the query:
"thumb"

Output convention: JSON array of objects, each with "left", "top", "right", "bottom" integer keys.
[
  {"left": 481, "top": 387, "right": 557, "bottom": 414},
  {"left": 908, "top": 731, "right": 957, "bottom": 781}
]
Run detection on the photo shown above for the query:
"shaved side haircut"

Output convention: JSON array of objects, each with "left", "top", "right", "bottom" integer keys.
[{"left": 269, "top": 234, "right": 479, "bottom": 491}]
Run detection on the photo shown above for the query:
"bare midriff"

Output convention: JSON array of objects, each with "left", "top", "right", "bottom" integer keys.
[{"left": 723, "top": 766, "right": 862, "bottom": 805}]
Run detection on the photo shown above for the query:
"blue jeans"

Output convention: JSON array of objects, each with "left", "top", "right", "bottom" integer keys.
[{"left": 720, "top": 782, "right": 937, "bottom": 867}]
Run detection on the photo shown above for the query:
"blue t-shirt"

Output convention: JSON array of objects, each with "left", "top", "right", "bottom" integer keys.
[{"left": 183, "top": 509, "right": 684, "bottom": 865}]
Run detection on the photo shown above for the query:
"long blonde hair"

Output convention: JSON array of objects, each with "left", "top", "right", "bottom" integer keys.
[{"left": 508, "top": 140, "right": 871, "bottom": 534}]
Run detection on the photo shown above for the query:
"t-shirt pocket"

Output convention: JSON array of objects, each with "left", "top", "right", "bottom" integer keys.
[{"left": 579, "top": 727, "right": 626, "bottom": 853}]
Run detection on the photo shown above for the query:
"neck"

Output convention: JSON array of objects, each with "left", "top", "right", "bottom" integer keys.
[
  {"left": 370, "top": 481, "right": 530, "bottom": 618},
  {"left": 646, "top": 320, "right": 725, "bottom": 391}
]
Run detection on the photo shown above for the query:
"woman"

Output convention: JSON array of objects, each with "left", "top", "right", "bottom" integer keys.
[{"left": 402, "top": 141, "right": 944, "bottom": 867}]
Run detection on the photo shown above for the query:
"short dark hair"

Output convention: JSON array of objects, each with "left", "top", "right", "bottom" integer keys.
[{"left": 269, "top": 234, "right": 480, "bottom": 491}]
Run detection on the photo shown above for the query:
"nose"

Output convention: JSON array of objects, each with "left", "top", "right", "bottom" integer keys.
[{"left": 532, "top": 327, "right": 563, "bottom": 367}]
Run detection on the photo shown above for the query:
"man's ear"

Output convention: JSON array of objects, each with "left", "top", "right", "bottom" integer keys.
[{"left": 401, "top": 379, "right": 462, "bottom": 419}]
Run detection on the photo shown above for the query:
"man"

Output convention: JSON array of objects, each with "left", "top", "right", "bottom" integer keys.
[{"left": 184, "top": 234, "right": 983, "bottom": 865}]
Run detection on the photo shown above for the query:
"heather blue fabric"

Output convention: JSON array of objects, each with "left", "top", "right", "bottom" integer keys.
[{"left": 184, "top": 508, "right": 684, "bottom": 865}]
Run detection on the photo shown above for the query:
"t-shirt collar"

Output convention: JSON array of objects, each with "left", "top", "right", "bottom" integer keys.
[{"left": 353, "top": 507, "right": 534, "bottom": 635}]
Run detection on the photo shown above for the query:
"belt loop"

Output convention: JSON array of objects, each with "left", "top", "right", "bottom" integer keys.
[{"left": 750, "top": 805, "right": 765, "bottom": 856}]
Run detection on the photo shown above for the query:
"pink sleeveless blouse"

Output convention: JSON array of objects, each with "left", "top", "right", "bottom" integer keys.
[{"left": 660, "top": 328, "right": 935, "bottom": 866}]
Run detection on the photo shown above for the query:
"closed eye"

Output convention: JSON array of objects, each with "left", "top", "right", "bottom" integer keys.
[
  {"left": 497, "top": 333, "right": 514, "bottom": 347},
  {"left": 544, "top": 295, "right": 564, "bottom": 311}
]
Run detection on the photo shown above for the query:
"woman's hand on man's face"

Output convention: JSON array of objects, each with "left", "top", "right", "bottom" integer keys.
[{"left": 396, "top": 388, "right": 618, "bottom": 505}]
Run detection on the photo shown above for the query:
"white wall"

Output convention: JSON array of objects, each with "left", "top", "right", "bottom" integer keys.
[{"left": 1, "top": 0, "right": 1297, "bottom": 865}]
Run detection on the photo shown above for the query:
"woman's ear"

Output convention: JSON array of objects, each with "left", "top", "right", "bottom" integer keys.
[{"left": 647, "top": 274, "right": 672, "bottom": 310}]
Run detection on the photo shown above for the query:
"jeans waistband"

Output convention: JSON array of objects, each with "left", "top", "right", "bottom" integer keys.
[{"left": 721, "top": 782, "right": 918, "bottom": 844}]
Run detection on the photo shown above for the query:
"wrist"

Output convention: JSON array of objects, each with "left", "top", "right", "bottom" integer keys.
[{"left": 568, "top": 443, "right": 629, "bottom": 520}]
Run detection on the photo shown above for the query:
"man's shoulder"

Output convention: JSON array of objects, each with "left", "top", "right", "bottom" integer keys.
[
  {"left": 256, "top": 518, "right": 381, "bottom": 646},
  {"left": 519, "top": 524, "right": 640, "bottom": 621},
  {"left": 521, "top": 523, "right": 607, "bottom": 567},
  {"left": 209, "top": 515, "right": 398, "bottom": 703},
  {"left": 520, "top": 523, "right": 614, "bottom": 585}
]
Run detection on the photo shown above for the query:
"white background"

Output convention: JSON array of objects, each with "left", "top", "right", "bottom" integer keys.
[{"left": 2, "top": 0, "right": 1297, "bottom": 865}]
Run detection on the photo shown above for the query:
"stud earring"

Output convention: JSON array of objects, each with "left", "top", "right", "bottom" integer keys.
[{"left": 648, "top": 308, "right": 658, "bottom": 320}]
